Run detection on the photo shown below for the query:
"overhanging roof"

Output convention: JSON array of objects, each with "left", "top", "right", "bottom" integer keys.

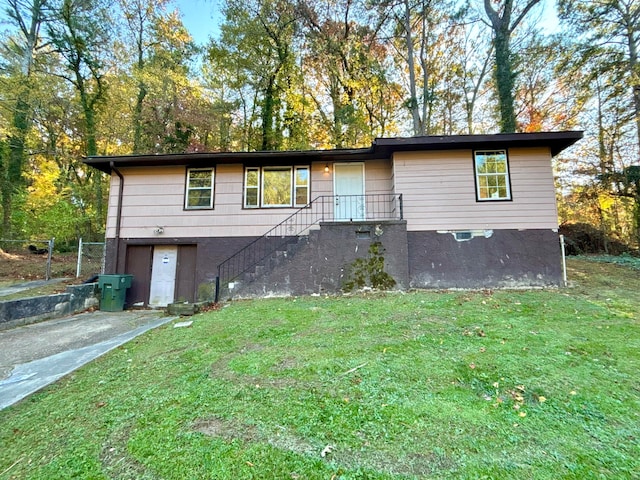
[
  {"left": 83, "top": 131, "right": 583, "bottom": 174},
  {"left": 374, "top": 131, "right": 583, "bottom": 157}
]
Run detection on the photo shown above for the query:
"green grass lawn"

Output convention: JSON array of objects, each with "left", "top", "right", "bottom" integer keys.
[{"left": 1, "top": 258, "right": 639, "bottom": 479}]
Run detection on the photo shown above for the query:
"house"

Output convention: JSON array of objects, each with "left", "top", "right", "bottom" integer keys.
[{"left": 84, "top": 131, "right": 582, "bottom": 307}]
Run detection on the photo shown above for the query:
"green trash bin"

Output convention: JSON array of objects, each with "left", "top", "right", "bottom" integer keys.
[{"left": 98, "top": 274, "right": 133, "bottom": 312}]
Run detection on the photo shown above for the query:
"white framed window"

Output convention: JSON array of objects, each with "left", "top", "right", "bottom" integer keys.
[
  {"left": 185, "top": 168, "right": 214, "bottom": 209},
  {"left": 474, "top": 150, "right": 512, "bottom": 201},
  {"left": 244, "top": 167, "right": 260, "bottom": 208},
  {"left": 244, "top": 166, "right": 310, "bottom": 208},
  {"left": 294, "top": 166, "right": 309, "bottom": 206}
]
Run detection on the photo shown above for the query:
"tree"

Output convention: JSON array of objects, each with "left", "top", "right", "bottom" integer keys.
[
  {"left": 46, "top": 0, "right": 114, "bottom": 235},
  {"left": 47, "top": 0, "right": 112, "bottom": 157},
  {"left": 118, "top": 0, "right": 171, "bottom": 153},
  {"left": 0, "top": 0, "right": 51, "bottom": 238},
  {"left": 136, "top": 10, "right": 198, "bottom": 153},
  {"left": 209, "top": 0, "right": 300, "bottom": 151},
  {"left": 299, "top": 0, "right": 396, "bottom": 147},
  {"left": 385, "top": 0, "right": 467, "bottom": 135},
  {"left": 483, "top": 0, "right": 542, "bottom": 132},
  {"left": 558, "top": 0, "right": 640, "bottom": 244},
  {"left": 515, "top": 33, "right": 583, "bottom": 132},
  {"left": 459, "top": 20, "right": 493, "bottom": 134}
]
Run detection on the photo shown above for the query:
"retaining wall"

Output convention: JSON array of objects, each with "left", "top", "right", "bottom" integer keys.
[{"left": 0, "top": 283, "right": 99, "bottom": 330}]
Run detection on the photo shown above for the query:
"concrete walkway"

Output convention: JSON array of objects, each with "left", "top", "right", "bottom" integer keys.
[{"left": 0, "top": 310, "right": 176, "bottom": 410}]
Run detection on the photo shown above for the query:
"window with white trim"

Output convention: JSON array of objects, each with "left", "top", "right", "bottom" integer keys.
[
  {"left": 185, "top": 168, "right": 214, "bottom": 209},
  {"left": 474, "top": 150, "right": 512, "bottom": 201},
  {"left": 244, "top": 166, "right": 310, "bottom": 208}
]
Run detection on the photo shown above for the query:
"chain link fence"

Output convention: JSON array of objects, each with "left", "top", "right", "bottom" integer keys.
[
  {"left": 76, "top": 238, "right": 106, "bottom": 280},
  {"left": 0, "top": 238, "right": 55, "bottom": 280}
]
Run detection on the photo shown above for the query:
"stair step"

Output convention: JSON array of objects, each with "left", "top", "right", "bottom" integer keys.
[{"left": 226, "top": 225, "right": 319, "bottom": 298}]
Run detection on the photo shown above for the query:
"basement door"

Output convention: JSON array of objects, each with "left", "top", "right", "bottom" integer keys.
[
  {"left": 334, "top": 162, "right": 365, "bottom": 221},
  {"left": 125, "top": 245, "right": 153, "bottom": 307},
  {"left": 149, "top": 246, "right": 178, "bottom": 307}
]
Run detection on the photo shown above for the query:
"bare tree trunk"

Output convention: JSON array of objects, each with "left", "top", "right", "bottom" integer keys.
[{"left": 403, "top": 0, "right": 422, "bottom": 135}]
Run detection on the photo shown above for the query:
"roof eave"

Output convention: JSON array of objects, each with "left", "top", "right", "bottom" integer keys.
[
  {"left": 83, "top": 147, "right": 376, "bottom": 173},
  {"left": 373, "top": 131, "right": 584, "bottom": 157},
  {"left": 84, "top": 131, "right": 584, "bottom": 174}
]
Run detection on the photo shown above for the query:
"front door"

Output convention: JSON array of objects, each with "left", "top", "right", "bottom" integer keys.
[
  {"left": 149, "top": 246, "right": 178, "bottom": 307},
  {"left": 334, "top": 162, "right": 365, "bottom": 221}
]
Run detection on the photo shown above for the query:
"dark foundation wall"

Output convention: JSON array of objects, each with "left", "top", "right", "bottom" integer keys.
[
  {"left": 104, "top": 227, "right": 562, "bottom": 304},
  {"left": 407, "top": 229, "right": 563, "bottom": 288},
  {"left": 232, "top": 221, "right": 410, "bottom": 298},
  {"left": 106, "top": 222, "right": 410, "bottom": 302},
  {"left": 105, "top": 236, "right": 261, "bottom": 302}
]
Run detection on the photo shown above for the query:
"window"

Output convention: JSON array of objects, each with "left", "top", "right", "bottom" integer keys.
[
  {"left": 474, "top": 150, "right": 511, "bottom": 201},
  {"left": 294, "top": 167, "right": 309, "bottom": 206},
  {"left": 244, "top": 166, "right": 310, "bottom": 208},
  {"left": 245, "top": 167, "right": 259, "bottom": 207},
  {"left": 185, "top": 168, "right": 214, "bottom": 209}
]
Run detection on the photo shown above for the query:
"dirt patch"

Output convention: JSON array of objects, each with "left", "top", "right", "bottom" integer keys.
[
  {"left": 0, "top": 248, "right": 78, "bottom": 281},
  {"left": 193, "top": 417, "right": 260, "bottom": 443},
  {"left": 0, "top": 249, "right": 21, "bottom": 261},
  {"left": 193, "top": 417, "right": 315, "bottom": 455},
  {"left": 100, "top": 426, "right": 156, "bottom": 480},
  {"left": 193, "top": 416, "right": 457, "bottom": 476},
  {"left": 275, "top": 357, "right": 298, "bottom": 370}
]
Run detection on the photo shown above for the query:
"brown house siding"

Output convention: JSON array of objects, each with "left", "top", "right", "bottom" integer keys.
[
  {"left": 393, "top": 147, "right": 559, "bottom": 231},
  {"left": 106, "top": 160, "right": 394, "bottom": 240}
]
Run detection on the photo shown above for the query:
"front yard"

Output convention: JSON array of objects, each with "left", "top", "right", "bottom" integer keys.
[{"left": 0, "top": 258, "right": 638, "bottom": 479}]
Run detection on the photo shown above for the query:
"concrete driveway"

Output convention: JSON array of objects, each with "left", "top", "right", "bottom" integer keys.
[{"left": 0, "top": 310, "right": 176, "bottom": 410}]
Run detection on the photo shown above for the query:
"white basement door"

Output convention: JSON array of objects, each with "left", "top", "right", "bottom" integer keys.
[{"left": 149, "top": 246, "right": 177, "bottom": 307}]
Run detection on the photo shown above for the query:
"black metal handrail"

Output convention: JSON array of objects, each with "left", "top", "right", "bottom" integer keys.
[{"left": 215, "top": 193, "right": 403, "bottom": 301}]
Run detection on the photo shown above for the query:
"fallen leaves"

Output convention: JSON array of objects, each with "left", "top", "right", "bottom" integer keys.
[{"left": 462, "top": 326, "right": 487, "bottom": 337}]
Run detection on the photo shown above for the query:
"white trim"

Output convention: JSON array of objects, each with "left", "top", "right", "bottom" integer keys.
[
  {"left": 244, "top": 165, "right": 310, "bottom": 208},
  {"left": 294, "top": 166, "right": 310, "bottom": 207},
  {"left": 185, "top": 168, "right": 214, "bottom": 209},
  {"left": 474, "top": 150, "right": 512, "bottom": 201},
  {"left": 244, "top": 167, "right": 260, "bottom": 208}
]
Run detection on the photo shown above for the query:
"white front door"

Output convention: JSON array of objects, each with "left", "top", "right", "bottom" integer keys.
[
  {"left": 149, "top": 246, "right": 177, "bottom": 307},
  {"left": 334, "top": 163, "right": 365, "bottom": 221}
]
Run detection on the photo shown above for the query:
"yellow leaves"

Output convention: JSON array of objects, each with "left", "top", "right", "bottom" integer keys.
[
  {"left": 25, "top": 156, "right": 62, "bottom": 209},
  {"left": 485, "top": 380, "right": 549, "bottom": 416},
  {"left": 598, "top": 193, "right": 615, "bottom": 211}
]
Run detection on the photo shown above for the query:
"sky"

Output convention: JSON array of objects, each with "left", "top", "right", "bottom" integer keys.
[
  {"left": 174, "top": 0, "right": 560, "bottom": 46},
  {"left": 0, "top": 0, "right": 559, "bottom": 47},
  {"left": 174, "top": 0, "right": 223, "bottom": 45}
]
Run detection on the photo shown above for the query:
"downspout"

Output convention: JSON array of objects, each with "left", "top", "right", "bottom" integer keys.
[{"left": 110, "top": 161, "right": 124, "bottom": 274}]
